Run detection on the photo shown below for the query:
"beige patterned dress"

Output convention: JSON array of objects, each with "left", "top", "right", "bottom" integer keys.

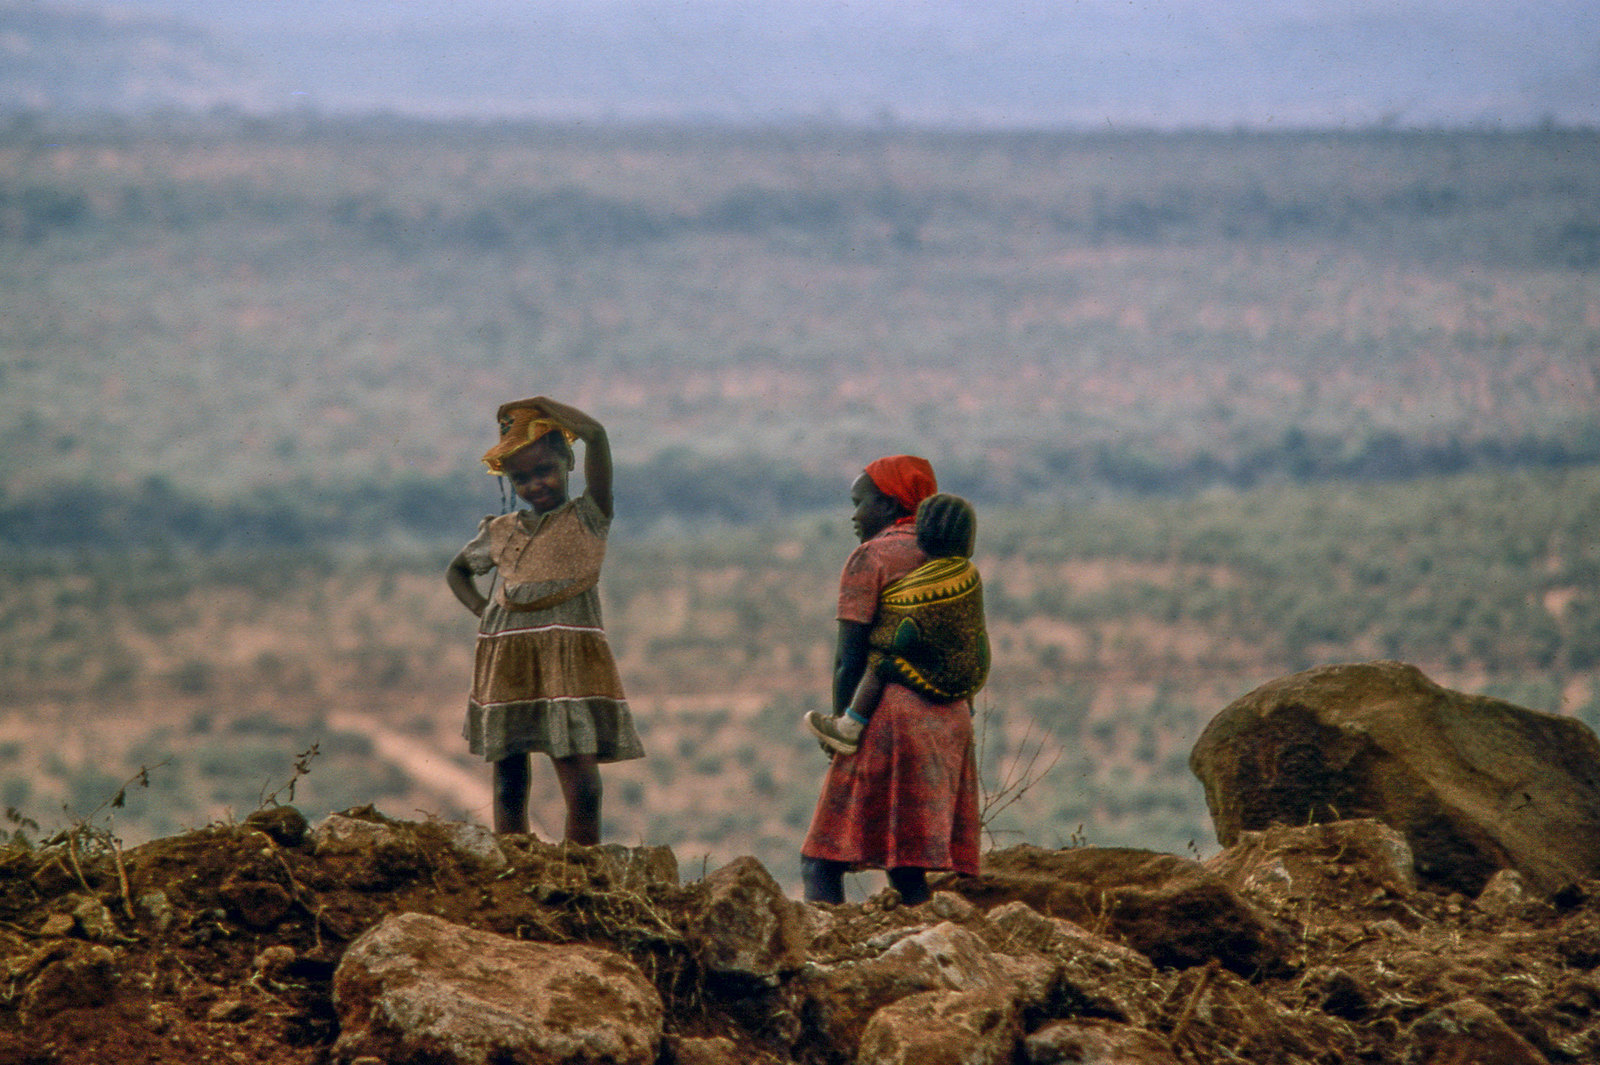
[{"left": 458, "top": 495, "right": 644, "bottom": 764}]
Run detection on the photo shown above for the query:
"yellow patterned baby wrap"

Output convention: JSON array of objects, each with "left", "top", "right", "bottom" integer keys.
[{"left": 867, "top": 555, "right": 990, "bottom": 702}]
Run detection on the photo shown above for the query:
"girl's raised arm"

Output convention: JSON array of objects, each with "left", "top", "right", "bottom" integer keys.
[{"left": 530, "top": 397, "right": 613, "bottom": 519}]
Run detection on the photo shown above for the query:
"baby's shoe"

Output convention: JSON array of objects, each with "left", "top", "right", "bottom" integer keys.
[{"left": 805, "top": 711, "right": 862, "bottom": 756}]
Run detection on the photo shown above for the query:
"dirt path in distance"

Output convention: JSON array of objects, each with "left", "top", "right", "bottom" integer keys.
[{"left": 328, "top": 711, "right": 488, "bottom": 820}]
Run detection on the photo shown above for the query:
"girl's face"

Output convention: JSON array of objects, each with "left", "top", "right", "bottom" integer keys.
[
  {"left": 850, "top": 473, "right": 902, "bottom": 543},
  {"left": 504, "top": 441, "right": 571, "bottom": 513}
]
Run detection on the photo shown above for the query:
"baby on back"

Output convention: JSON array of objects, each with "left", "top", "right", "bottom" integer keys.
[
  {"left": 857, "top": 492, "right": 990, "bottom": 709},
  {"left": 807, "top": 492, "right": 991, "bottom": 756}
]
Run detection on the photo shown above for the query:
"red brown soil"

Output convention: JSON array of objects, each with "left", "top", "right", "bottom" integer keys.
[{"left": 1, "top": 806, "right": 1598, "bottom": 1064}]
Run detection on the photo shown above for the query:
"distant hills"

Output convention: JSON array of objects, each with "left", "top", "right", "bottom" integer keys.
[
  {"left": 2, "top": 0, "right": 1597, "bottom": 127},
  {"left": 0, "top": 2, "right": 258, "bottom": 112}
]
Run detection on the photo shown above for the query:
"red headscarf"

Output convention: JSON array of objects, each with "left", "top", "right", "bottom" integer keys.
[{"left": 863, "top": 455, "right": 937, "bottom": 519}]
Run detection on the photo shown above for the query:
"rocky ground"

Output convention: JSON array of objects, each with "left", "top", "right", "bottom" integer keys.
[{"left": 1, "top": 803, "right": 1598, "bottom": 1065}]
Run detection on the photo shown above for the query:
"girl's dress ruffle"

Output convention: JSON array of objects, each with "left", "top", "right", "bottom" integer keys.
[{"left": 464, "top": 694, "right": 643, "bottom": 764}]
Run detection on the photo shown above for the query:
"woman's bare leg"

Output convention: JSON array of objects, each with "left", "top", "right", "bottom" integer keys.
[
  {"left": 802, "top": 855, "right": 848, "bottom": 904},
  {"left": 888, "top": 866, "right": 930, "bottom": 906}
]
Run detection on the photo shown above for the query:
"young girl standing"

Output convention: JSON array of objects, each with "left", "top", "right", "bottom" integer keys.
[{"left": 446, "top": 396, "right": 643, "bottom": 842}]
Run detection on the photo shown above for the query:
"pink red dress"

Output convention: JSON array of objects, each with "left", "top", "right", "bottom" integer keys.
[{"left": 801, "top": 524, "right": 983, "bottom": 875}]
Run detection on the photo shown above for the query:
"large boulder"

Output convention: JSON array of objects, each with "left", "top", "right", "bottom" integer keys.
[
  {"left": 686, "top": 856, "right": 806, "bottom": 988},
  {"left": 1399, "top": 999, "right": 1552, "bottom": 1065},
  {"left": 985, "top": 901, "right": 1165, "bottom": 1024},
  {"left": 1023, "top": 1020, "right": 1183, "bottom": 1065},
  {"left": 332, "top": 912, "right": 663, "bottom": 1065},
  {"left": 801, "top": 921, "right": 1056, "bottom": 1055},
  {"left": 944, "top": 845, "right": 1294, "bottom": 975},
  {"left": 1190, "top": 661, "right": 1600, "bottom": 895},
  {"left": 856, "top": 986, "right": 1023, "bottom": 1065}
]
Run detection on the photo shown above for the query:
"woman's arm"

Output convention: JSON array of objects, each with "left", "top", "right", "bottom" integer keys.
[
  {"left": 446, "top": 550, "right": 489, "bottom": 617},
  {"left": 832, "top": 620, "right": 872, "bottom": 714},
  {"left": 530, "top": 396, "right": 614, "bottom": 519}
]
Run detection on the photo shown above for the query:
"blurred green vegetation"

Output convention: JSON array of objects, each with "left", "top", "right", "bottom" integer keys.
[
  {"left": 3, "top": 116, "right": 1597, "bottom": 882},
  {"left": 3, "top": 464, "right": 1597, "bottom": 880},
  {"left": 5, "top": 119, "right": 1597, "bottom": 268},
  {"left": 2, "top": 118, "right": 1596, "bottom": 526}
]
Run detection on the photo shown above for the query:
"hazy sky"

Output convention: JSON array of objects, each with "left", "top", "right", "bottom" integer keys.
[{"left": 61, "top": 0, "right": 1600, "bottom": 125}]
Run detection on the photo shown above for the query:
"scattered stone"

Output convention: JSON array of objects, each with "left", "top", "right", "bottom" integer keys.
[
  {"left": 857, "top": 986, "right": 1022, "bottom": 1065},
  {"left": 1023, "top": 1019, "right": 1183, "bottom": 1065},
  {"left": 72, "top": 896, "right": 119, "bottom": 942},
  {"left": 1207, "top": 819, "right": 1417, "bottom": 907},
  {"left": 986, "top": 901, "right": 1152, "bottom": 974},
  {"left": 948, "top": 844, "right": 1294, "bottom": 975},
  {"left": 37, "top": 913, "right": 75, "bottom": 938},
  {"left": 333, "top": 911, "right": 663, "bottom": 1065},
  {"left": 880, "top": 922, "right": 1057, "bottom": 1004},
  {"left": 138, "top": 889, "right": 177, "bottom": 932},
  {"left": 802, "top": 921, "right": 1056, "bottom": 1053},
  {"left": 244, "top": 805, "right": 309, "bottom": 847},
  {"left": 312, "top": 812, "right": 402, "bottom": 855},
  {"left": 1370, "top": 918, "right": 1410, "bottom": 939},
  {"left": 795, "top": 900, "right": 837, "bottom": 947},
  {"left": 1400, "top": 998, "right": 1551, "bottom": 1065},
  {"left": 865, "top": 924, "right": 930, "bottom": 953},
  {"left": 1300, "top": 965, "right": 1375, "bottom": 1021},
  {"left": 207, "top": 998, "right": 253, "bottom": 1023},
  {"left": 311, "top": 811, "right": 429, "bottom": 889},
  {"left": 7, "top": 801, "right": 1600, "bottom": 1064},
  {"left": 220, "top": 877, "right": 294, "bottom": 931},
  {"left": 439, "top": 822, "right": 509, "bottom": 870},
  {"left": 1476, "top": 868, "right": 1534, "bottom": 916},
  {"left": 21, "top": 943, "right": 119, "bottom": 1018},
  {"left": 688, "top": 856, "right": 806, "bottom": 988},
  {"left": 1190, "top": 660, "right": 1600, "bottom": 894},
  {"left": 253, "top": 944, "right": 297, "bottom": 983},
  {"left": 925, "top": 890, "right": 978, "bottom": 922},
  {"left": 667, "top": 1034, "right": 742, "bottom": 1065},
  {"left": 597, "top": 842, "right": 679, "bottom": 887},
  {"left": 146, "top": 1002, "right": 178, "bottom": 1034},
  {"left": 985, "top": 901, "right": 1163, "bottom": 1023}
]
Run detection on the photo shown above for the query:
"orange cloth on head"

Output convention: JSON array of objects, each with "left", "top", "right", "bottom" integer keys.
[
  {"left": 863, "top": 455, "right": 937, "bottom": 517},
  {"left": 482, "top": 400, "right": 577, "bottom": 475}
]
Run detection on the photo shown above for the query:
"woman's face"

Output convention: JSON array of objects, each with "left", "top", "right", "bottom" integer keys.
[{"left": 850, "top": 473, "right": 902, "bottom": 543}]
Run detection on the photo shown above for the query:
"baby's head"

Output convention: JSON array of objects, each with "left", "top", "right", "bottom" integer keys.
[{"left": 915, "top": 493, "right": 976, "bottom": 559}]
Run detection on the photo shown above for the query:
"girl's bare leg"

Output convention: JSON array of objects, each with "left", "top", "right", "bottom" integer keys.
[
  {"left": 552, "top": 754, "right": 602, "bottom": 845},
  {"left": 492, "top": 753, "right": 532, "bottom": 834}
]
